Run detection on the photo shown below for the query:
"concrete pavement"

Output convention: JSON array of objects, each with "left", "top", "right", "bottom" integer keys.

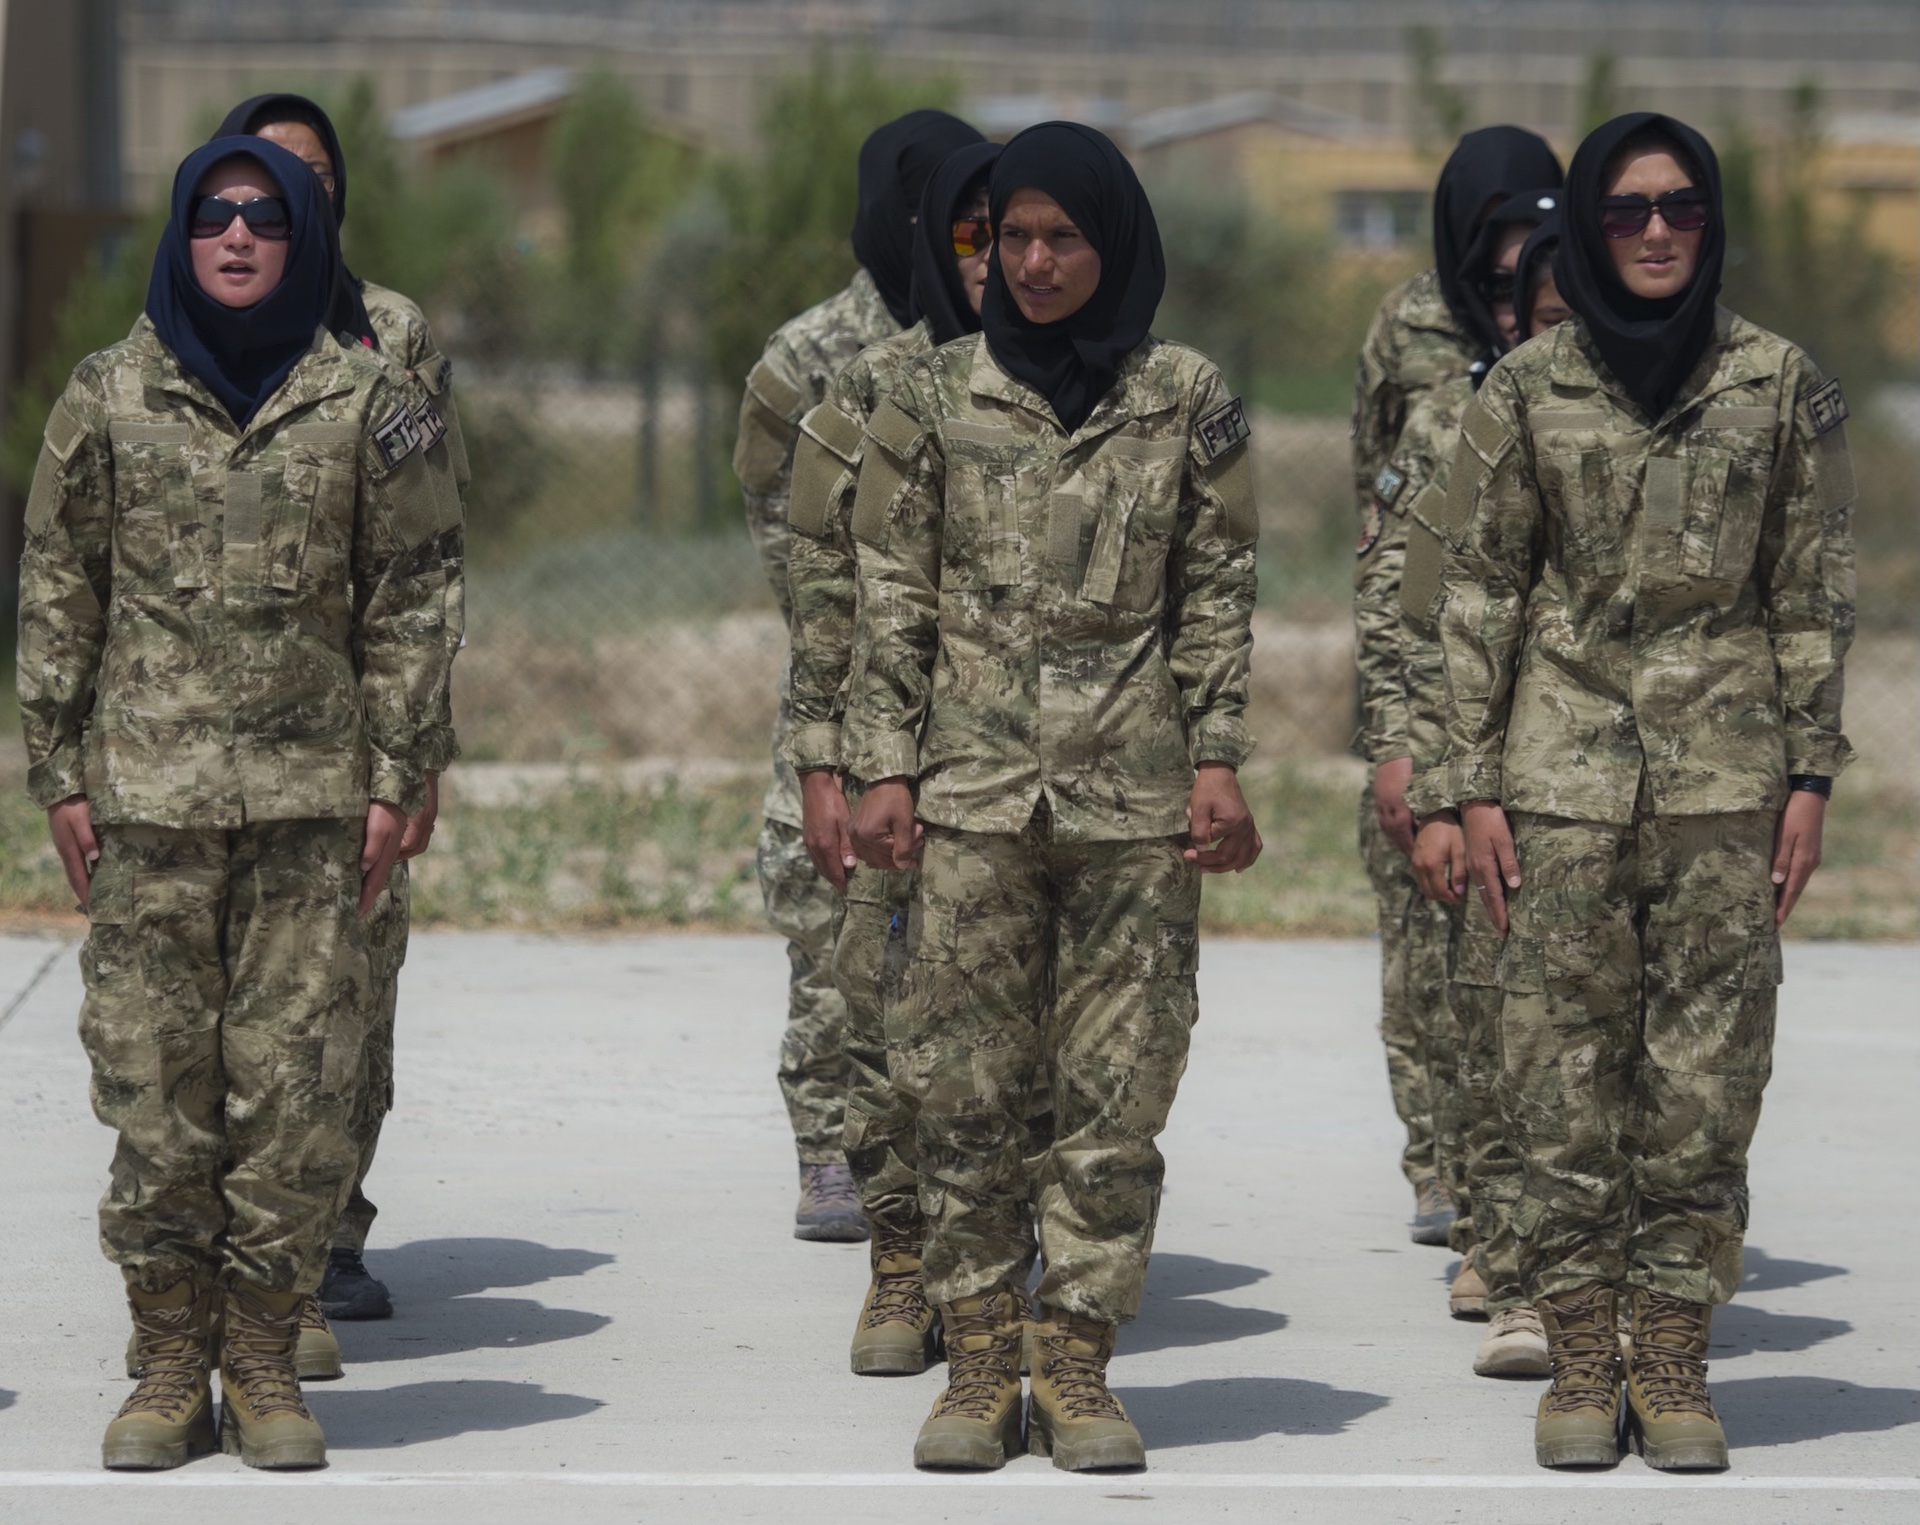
[{"left": 1, "top": 930, "right": 1915, "bottom": 1523}]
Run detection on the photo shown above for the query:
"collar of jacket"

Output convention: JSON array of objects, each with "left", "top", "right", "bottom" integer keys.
[
  {"left": 965, "top": 334, "right": 1183, "bottom": 447},
  {"left": 131, "top": 314, "right": 364, "bottom": 441},
  {"left": 1548, "top": 305, "right": 1780, "bottom": 427}
]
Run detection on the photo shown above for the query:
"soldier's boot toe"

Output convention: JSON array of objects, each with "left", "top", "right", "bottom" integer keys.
[
  {"left": 1026, "top": 1308, "right": 1146, "bottom": 1473},
  {"left": 1533, "top": 1283, "right": 1623, "bottom": 1469},
  {"left": 103, "top": 1279, "right": 218, "bottom": 1471},
  {"left": 218, "top": 1281, "right": 327, "bottom": 1470},
  {"left": 1474, "top": 1306, "right": 1550, "bottom": 1379},
  {"left": 1625, "top": 1290, "right": 1729, "bottom": 1472},
  {"left": 1449, "top": 1248, "right": 1490, "bottom": 1319},
  {"left": 1410, "top": 1179, "right": 1456, "bottom": 1246},
  {"left": 294, "top": 1295, "right": 344, "bottom": 1381},
  {"left": 851, "top": 1226, "right": 938, "bottom": 1376},
  {"left": 912, "top": 1288, "right": 1024, "bottom": 1470},
  {"left": 318, "top": 1246, "right": 391, "bottom": 1321},
  {"left": 795, "top": 1161, "right": 869, "bottom": 1243}
]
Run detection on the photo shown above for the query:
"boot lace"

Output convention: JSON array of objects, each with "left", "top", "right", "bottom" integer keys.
[
  {"left": 120, "top": 1301, "right": 207, "bottom": 1419},
  {"left": 1544, "top": 1285, "right": 1621, "bottom": 1415},
  {"left": 225, "top": 1295, "right": 312, "bottom": 1420},
  {"left": 799, "top": 1162, "right": 861, "bottom": 1215},
  {"left": 862, "top": 1231, "right": 928, "bottom": 1330},
  {"left": 1632, "top": 1292, "right": 1716, "bottom": 1417},
  {"left": 930, "top": 1296, "right": 1019, "bottom": 1421},
  {"left": 1038, "top": 1336, "right": 1127, "bottom": 1422},
  {"left": 297, "top": 1294, "right": 330, "bottom": 1333}
]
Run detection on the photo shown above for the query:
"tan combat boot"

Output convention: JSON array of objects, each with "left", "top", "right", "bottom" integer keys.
[
  {"left": 102, "top": 1279, "right": 218, "bottom": 1470},
  {"left": 912, "top": 1287, "right": 1025, "bottom": 1470},
  {"left": 1533, "top": 1283, "right": 1623, "bottom": 1469},
  {"left": 1027, "top": 1308, "right": 1146, "bottom": 1472},
  {"left": 128, "top": 1295, "right": 340, "bottom": 1381},
  {"left": 1474, "top": 1305, "right": 1550, "bottom": 1378},
  {"left": 219, "top": 1282, "right": 327, "bottom": 1469},
  {"left": 1624, "top": 1290, "right": 1729, "bottom": 1471},
  {"left": 851, "top": 1224, "right": 940, "bottom": 1376},
  {"left": 1450, "top": 1248, "right": 1490, "bottom": 1319}
]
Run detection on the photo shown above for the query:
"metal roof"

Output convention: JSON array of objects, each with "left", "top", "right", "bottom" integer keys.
[{"left": 389, "top": 68, "right": 577, "bottom": 144}]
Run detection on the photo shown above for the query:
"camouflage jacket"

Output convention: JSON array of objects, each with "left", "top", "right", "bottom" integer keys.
[
  {"left": 843, "top": 334, "right": 1259, "bottom": 842},
  {"left": 733, "top": 267, "right": 899, "bottom": 824},
  {"left": 1350, "top": 267, "right": 1478, "bottom": 764},
  {"left": 784, "top": 319, "right": 932, "bottom": 774},
  {"left": 364, "top": 279, "right": 467, "bottom": 775},
  {"left": 1436, "top": 309, "right": 1856, "bottom": 824},
  {"left": 16, "top": 317, "right": 461, "bottom": 827}
]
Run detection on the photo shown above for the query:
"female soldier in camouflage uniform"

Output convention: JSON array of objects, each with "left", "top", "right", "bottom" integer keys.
[
  {"left": 17, "top": 137, "right": 458, "bottom": 1472},
  {"left": 1436, "top": 114, "right": 1854, "bottom": 1471},
  {"left": 847, "top": 123, "right": 1260, "bottom": 1473}
]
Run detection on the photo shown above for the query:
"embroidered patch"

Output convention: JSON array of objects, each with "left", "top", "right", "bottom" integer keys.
[
  {"left": 1196, "top": 396, "right": 1251, "bottom": 461},
  {"left": 372, "top": 405, "right": 423, "bottom": 469},
  {"left": 1356, "top": 497, "right": 1385, "bottom": 557},
  {"left": 1806, "top": 378, "right": 1848, "bottom": 437},
  {"left": 413, "top": 399, "right": 448, "bottom": 452},
  {"left": 1373, "top": 464, "right": 1407, "bottom": 509}
]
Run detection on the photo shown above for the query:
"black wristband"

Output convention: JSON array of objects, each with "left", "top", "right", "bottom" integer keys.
[{"left": 1787, "top": 774, "right": 1832, "bottom": 798}]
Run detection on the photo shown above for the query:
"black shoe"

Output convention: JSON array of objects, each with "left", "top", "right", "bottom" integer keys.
[{"left": 318, "top": 1247, "right": 393, "bottom": 1321}]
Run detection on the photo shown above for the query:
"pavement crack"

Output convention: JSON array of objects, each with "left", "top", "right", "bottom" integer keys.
[{"left": 0, "top": 941, "right": 73, "bottom": 1036}]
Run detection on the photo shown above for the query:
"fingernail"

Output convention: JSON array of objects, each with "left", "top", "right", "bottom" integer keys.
[
  {"left": 1507, "top": 875, "right": 1520, "bottom": 888},
  {"left": 1772, "top": 871, "right": 1786, "bottom": 883}
]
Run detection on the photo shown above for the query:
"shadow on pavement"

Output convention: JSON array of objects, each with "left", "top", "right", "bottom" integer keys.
[
  {"left": 1740, "top": 1247, "right": 1849, "bottom": 1294},
  {"left": 1715, "top": 1376, "right": 1920, "bottom": 1447},
  {"left": 1123, "top": 1377, "right": 1389, "bottom": 1449},
  {"left": 1710, "top": 1302, "right": 1852, "bottom": 1359},
  {"left": 0, "top": 1389, "right": 14, "bottom": 1414},
  {"left": 309, "top": 1379, "right": 604, "bottom": 1449},
  {"left": 1123, "top": 1253, "right": 1287, "bottom": 1356},
  {"left": 338, "top": 1237, "right": 615, "bottom": 1364}
]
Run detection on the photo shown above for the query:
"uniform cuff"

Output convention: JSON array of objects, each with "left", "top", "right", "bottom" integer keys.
[
  {"left": 1189, "top": 714, "right": 1255, "bottom": 770},
  {"left": 1403, "top": 765, "right": 1451, "bottom": 819},
  {"left": 368, "top": 752, "right": 425, "bottom": 816},
  {"left": 1448, "top": 754, "right": 1503, "bottom": 805},
  {"left": 414, "top": 726, "right": 461, "bottom": 775},
  {"left": 785, "top": 721, "right": 844, "bottom": 773},
  {"left": 849, "top": 731, "right": 920, "bottom": 785},
  {"left": 1785, "top": 731, "right": 1855, "bottom": 781},
  {"left": 26, "top": 745, "right": 88, "bottom": 810}
]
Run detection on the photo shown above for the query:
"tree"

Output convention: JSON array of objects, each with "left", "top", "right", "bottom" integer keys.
[
  {"left": 1406, "top": 25, "right": 1470, "bottom": 155},
  {"left": 1576, "top": 54, "right": 1620, "bottom": 139}
]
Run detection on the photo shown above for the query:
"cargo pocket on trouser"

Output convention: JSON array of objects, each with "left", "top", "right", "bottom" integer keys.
[{"left": 78, "top": 833, "right": 150, "bottom": 1124}]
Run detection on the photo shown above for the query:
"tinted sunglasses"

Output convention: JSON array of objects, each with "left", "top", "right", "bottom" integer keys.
[
  {"left": 1479, "top": 271, "right": 1517, "bottom": 304},
  {"left": 951, "top": 217, "right": 993, "bottom": 257},
  {"left": 1598, "top": 189, "right": 1711, "bottom": 239},
  {"left": 188, "top": 195, "right": 292, "bottom": 241}
]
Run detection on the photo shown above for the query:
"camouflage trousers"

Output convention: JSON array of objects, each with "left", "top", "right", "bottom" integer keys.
[
  {"left": 757, "top": 818, "right": 850, "bottom": 1163},
  {"left": 1358, "top": 778, "right": 1453, "bottom": 1191},
  {"left": 1447, "top": 896, "right": 1524, "bottom": 1313},
  {"left": 1499, "top": 803, "right": 1781, "bottom": 1306},
  {"left": 80, "top": 819, "right": 371, "bottom": 1295},
  {"left": 332, "top": 861, "right": 409, "bottom": 1252},
  {"left": 836, "top": 855, "right": 1055, "bottom": 1239},
  {"left": 895, "top": 814, "right": 1200, "bottom": 1324}
]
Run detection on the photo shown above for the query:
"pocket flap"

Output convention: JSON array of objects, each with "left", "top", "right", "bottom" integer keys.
[
  {"left": 745, "top": 356, "right": 806, "bottom": 423},
  {"left": 866, "top": 398, "right": 925, "bottom": 463},
  {"left": 801, "top": 401, "right": 866, "bottom": 463}
]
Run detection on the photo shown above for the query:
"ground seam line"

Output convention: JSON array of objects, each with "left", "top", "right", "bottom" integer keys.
[{"left": 0, "top": 940, "right": 71, "bottom": 1034}]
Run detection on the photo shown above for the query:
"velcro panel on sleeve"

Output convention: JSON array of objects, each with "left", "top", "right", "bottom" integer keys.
[
  {"left": 1815, "top": 426, "right": 1857, "bottom": 515},
  {"left": 1442, "top": 399, "right": 1512, "bottom": 536},
  {"left": 866, "top": 398, "right": 925, "bottom": 463},
  {"left": 849, "top": 449, "right": 908, "bottom": 546},
  {"left": 745, "top": 357, "right": 807, "bottom": 423},
  {"left": 802, "top": 401, "right": 866, "bottom": 463},
  {"left": 1399, "top": 513, "right": 1445, "bottom": 633},
  {"left": 1206, "top": 442, "right": 1258, "bottom": 546},
  {"left": 23, "top": 448, "right": 64, "bottom": 535},
  {"left": 788, "top": 431, "right": 850, "bottom": 537},
  {"left": 44, "top": 399, "right": 87, "bottom": 464},
  {"left": 417, "top": 351, "right": 454, "bottom": 397},
  {"left": 383, "top": 448, "right": 445, "bottom": 550}
]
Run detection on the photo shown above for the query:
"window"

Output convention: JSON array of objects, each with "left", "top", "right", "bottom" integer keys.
[{"left": 1334, "top": 190, "right": 1428, "bottom": 248}]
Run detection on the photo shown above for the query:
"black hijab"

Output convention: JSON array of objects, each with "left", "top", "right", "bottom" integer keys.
[
  {"left": 908, "top": 141, "right": 1001, "bottom": 346},
  {"left": 980, "top": 122, "right": 1166, "bottom": 434},
  {"left": 1432, "top": 127, "right": 1564, "bottom": 362},
  {"left": 1514, "top": 213, "right": 1563, "bottom": 339},
  {"left": 1553, "top": 112, "right": 1725, "bottom": 420},
  {"left": 145, "top": 136, "right": 339, "bottom": 426},
  {"left": 213, "top": 92, "right": 375, "bottom": 349},
  {"left": 850, "top": 109, "right": 985, "bottom": 328}
]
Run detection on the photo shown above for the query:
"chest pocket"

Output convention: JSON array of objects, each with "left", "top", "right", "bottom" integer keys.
[
  {"left": 941, "top": 422, "right": 1020, "bottom": 592},
  {"left": 1674, "top": 407, "right": 1776, "bottom": 584},
  {"left": 273, "top": 423, "right": 361, "bottom": 593},
  {"left": 1081, "top": 434, "right": 1186, "bottom": 611},
  {"left": 107, "top": 422, "right": 203, "bottom": 589},
  {"left": 1538, "top": 446, "right": 1627, "bottom": 579}
]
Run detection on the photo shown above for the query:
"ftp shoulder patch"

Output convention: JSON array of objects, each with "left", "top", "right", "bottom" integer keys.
[
  {"left": 413, "top": 399, "right": 448, "bottom": 452},
  {"left": 1195, "top": 395, "right": 1251, "bottom": 462},
  {"left": 372, "top": 404, "right": 424, "bottom": 469},
  {"left": 1373, "top": 464, "right": 1407, "bottom": 509},
  {"left": 1806, "top": 378, "right": 1848, "bottom": 437}
]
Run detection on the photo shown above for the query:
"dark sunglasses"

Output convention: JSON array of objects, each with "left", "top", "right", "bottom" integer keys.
[
  {"left": 1479, "top": 271, "right": 1517, "bottom": 304},
  {"left": 1598, "top": 189, "right": 1711, "bottom": 239},
  {"left": 951, "top": 217, "right": 993, "bottom": 257},
  {"left": 188, "top": 195, "right": 292, "bottom": 241}
]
